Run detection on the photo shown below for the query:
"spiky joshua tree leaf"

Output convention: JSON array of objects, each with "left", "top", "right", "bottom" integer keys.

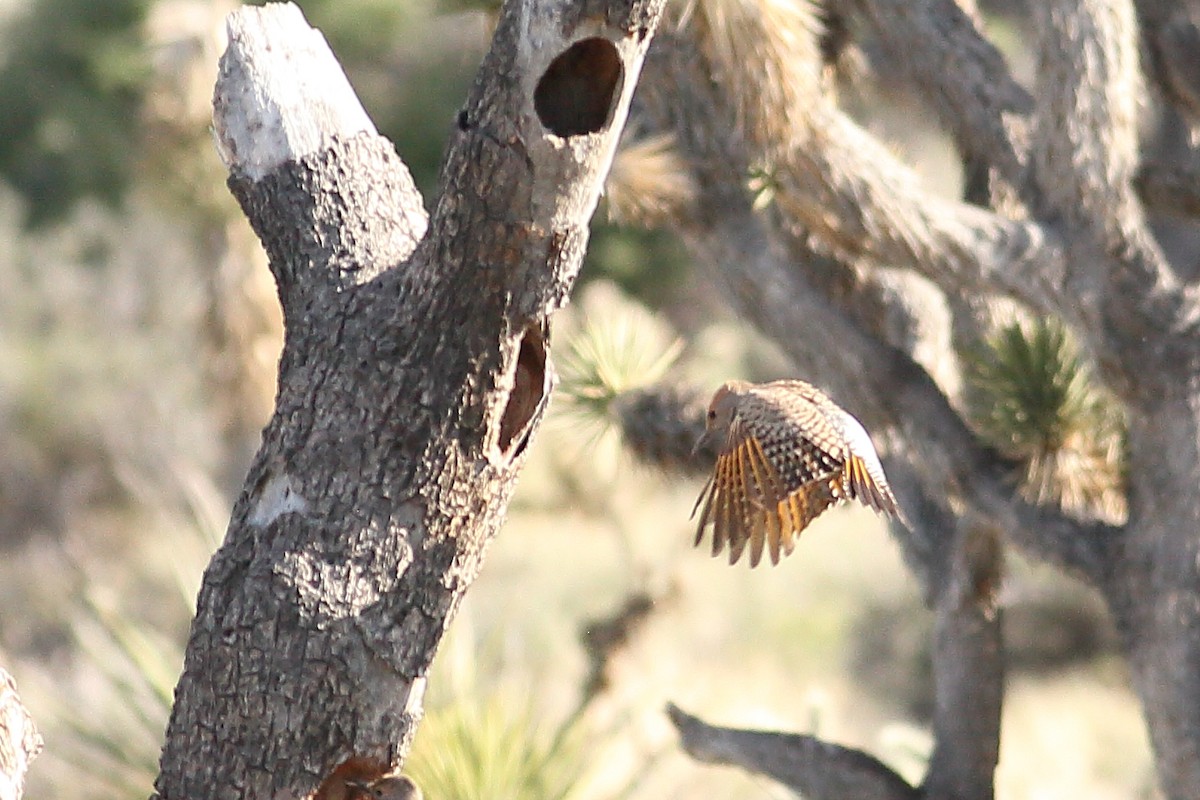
[{"left": 964, "top": 318, "right": 1126, "bottom": 521}]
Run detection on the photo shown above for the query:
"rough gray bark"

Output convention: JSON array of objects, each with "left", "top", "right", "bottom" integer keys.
[
  {"left": 0, "top": 668, "right": 41, "bottom": 800},
  {"left": 152, "top": 2, "right": 665, "bottom": 797},
  {"left": 1031, "top": 5, "right": 1200, "bottom": 796},
  {"left": 922, "top": 523, "right": 1002, "bottom": 800},
  {"left": 613, "top": 0, "right": 1200, "bottom": 798}
]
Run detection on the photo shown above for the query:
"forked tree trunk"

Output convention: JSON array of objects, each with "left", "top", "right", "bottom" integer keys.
[{"left": 152, "top": 2, "right": 665, "bottom": 796}]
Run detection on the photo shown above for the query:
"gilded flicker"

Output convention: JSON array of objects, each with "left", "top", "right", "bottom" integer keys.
[{"left": 692, "top": 379, "right": 900, "bottom": 567}]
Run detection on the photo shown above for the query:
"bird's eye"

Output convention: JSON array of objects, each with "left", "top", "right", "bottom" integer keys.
[{"left": 707, "top": 409, "right": 716, "bottom": 420}]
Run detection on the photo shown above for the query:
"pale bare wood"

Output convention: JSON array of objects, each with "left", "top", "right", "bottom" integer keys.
[{"left": 0, "top": 669, "right": 41, "bottom": 800}]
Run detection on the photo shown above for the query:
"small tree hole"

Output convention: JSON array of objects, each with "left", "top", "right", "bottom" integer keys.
[
  {"left": 498, "top": 324, "right": 547, "bottom": 458},
  {"left": 534, "top": 38, "right": 623, "bottom": 137}
]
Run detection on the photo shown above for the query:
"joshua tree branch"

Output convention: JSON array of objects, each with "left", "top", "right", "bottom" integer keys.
[
  {"left": 1030, "top": 0, "right": 1200, "bottom": 395},
  {"left": 658, "top": 9, "right": 1070, "bottom": 319},
  {"left": 844, "top": 0, "right": 1037, "bottom": 209},
  {"left": 772, "top": 106, "right": 1068, "bottom": 319},
  {"left": 634, "top": 31, "right": 1119, "bottom": 589},
  {"left": 922, "top": 522, "right": 1003, "bottom": 800},
  {"left": 667, "top": 704, "right": 920, "bottom": 800}
]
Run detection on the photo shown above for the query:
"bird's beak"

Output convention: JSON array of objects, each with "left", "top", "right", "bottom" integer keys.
[{"left": 692, "top": 428, "right": 714, "bottom": 458}]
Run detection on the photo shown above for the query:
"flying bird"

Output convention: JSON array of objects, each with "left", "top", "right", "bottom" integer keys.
[{"left": 692, "top": 379, "right": 900, "bottom": 567}]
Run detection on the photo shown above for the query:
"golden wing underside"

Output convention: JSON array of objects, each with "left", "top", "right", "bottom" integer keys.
[
  {"left": 844, "top": 452, "right": 900, "bottom": 517},
  {"left": 692, "top": 435, "right": 839, "bottom": 567}
]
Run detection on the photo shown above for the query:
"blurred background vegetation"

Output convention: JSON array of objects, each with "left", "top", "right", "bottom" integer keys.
[{"left": 0, "top": 1, "right": 1157, "bottom": 798}]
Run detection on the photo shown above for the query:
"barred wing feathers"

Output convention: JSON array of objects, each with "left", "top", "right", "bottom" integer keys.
[
  {"left": 692, "top": 380, "right": 900, "bottom": 567},
  {"left": 834, "top": 405, "right": 900, "bottom": 518},
  {"left": 692, "top": 419, "right": 840, "bottom": 567}
]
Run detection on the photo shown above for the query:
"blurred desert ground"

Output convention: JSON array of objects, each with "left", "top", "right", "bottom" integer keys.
[{"left": 0, "top": 1, "right": 1161, "bottom": 798}]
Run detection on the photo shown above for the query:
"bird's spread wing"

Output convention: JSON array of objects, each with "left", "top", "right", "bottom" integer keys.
[
  {"left": 693, "top": 425, "right": 838, "bottom": 567},
  {"left": 693, "top": 425, "right": 754, "bottom": 564},
  {"left": 836, "top": 410, "right": 901, "bottom": 518},
  {"left": 743, "top": 436, "right": 784, "bottom": 564},
  {"left": 845, "top": 453, "right": 899, "bottom": 516},
  {"left": 693, "top": 381, "right": 903, "bottom": 568}
]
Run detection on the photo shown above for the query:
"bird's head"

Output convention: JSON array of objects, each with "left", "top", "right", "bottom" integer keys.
[{"left": 694, "top": 380, "right": 751, "bottom": 456}]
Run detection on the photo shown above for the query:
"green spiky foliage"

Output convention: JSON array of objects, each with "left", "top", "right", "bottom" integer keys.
[
  {"left": 51, "top": 593, "right": 179, "bottom": 799},
  {"left": 557, "top": 294, "right": 684, "bottom": 446},
  {"left": 556, "top": 288, "right": 754, "bottom": 477},
  {"left": 406, "top": 692, "right": 593, "bottom": 800},
  {"left": 404, "top": 614, "right": 650, "bottom": 800},
  {"left": 964, "top": 318, "right": 1126, "bottom": 521},
  {"left": 0, "top": 0, "right": 152, "bottom": 226}
]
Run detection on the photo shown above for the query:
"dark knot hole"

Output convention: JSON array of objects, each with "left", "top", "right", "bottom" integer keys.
[
  {"left": 499, "top": 323, "right": 548, "bottom": 459},
  {"left": 534, "top": 37, "right": 623, "bottom": 137}
]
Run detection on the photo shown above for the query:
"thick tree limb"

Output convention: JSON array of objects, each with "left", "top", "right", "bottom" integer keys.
[
  {"left": 845, "top": 0, "right": 1037, "bottom": 209},
  {"left": 922, "top": 523, "right": 1003, "bottom": 800},
  {"left": 772, "top": 107, "right": 1069, "bottom": 319},
  {"left": 212, "top": 5, "right": 430, "bottom": 321},
  {"left": 154, "top": 2, "right": 665, "bottom": 798},
  {"left": 667, "top": 704, "right": 919, "bottom": 800},
  {"left": 676, "top": 3, "right": 1070, "bottom": 319},
  {"left": 211, "top": 9, "right": 379, "bottom": 184},
  {"left": 1031, "top": 0, "right": 1143, "bottom": 248},
  {"left": 1031, "top": 0, "right": 1200, "bottom": 392},
  {"left": 677, "top": 0, "right": 1064, "bottom": 318},
  {"left": 1037, "top": 15, "right": 1200, "bottom": 794},
  {"left": 0, "top": 669, "right": 41, "bottom": 800}
]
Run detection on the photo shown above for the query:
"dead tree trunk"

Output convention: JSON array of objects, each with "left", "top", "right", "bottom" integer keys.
[{"left": 152, "top": 2, "right": 665, "bottom": 797}]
